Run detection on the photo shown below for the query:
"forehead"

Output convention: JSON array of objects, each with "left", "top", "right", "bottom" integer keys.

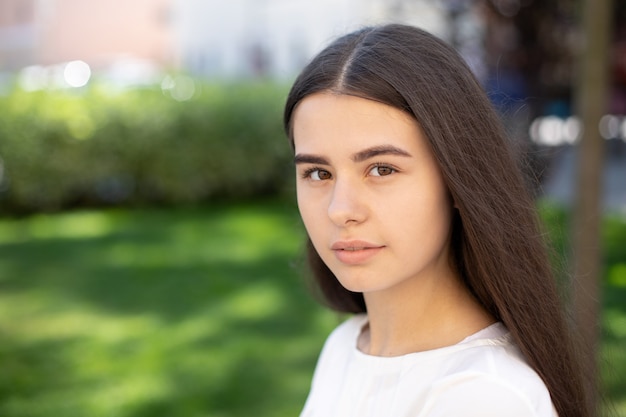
[{"left": 292, "top": 92, "right": 426, "bottom": 155}]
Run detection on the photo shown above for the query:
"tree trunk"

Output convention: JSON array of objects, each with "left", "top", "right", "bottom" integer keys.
[{"left": 572, "top": 0, "right": 613, "bottom": 414}]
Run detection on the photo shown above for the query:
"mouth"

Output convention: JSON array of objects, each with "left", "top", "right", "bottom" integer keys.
[
  {"left": 330, "top": 241, "right": 384, "bottom": 264},
  {"left": 331, "top": 240, "right": 382, "bottom": 250}
]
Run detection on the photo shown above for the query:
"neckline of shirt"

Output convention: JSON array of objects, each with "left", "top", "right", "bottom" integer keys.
[{"left": 350, "top": 314, "right": 512, "bottom": 362}]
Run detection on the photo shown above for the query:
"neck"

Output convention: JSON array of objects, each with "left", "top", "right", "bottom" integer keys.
[{"left": 359, "top": 270, "right": 494, "bottom": 357}]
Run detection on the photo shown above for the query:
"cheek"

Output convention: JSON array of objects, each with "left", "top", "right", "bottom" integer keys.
[{"left": 388, "top": 185, "right": 453, "bottom": 243}]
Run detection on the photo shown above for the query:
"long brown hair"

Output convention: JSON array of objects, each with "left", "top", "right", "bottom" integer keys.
[{"left": 284, "top": 24, "right": 590, "bottom": 417}]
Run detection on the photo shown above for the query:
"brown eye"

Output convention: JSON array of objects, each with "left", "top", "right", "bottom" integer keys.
[
  {"left": 317, "top": 170, "right": 332, "bottom": 180},
  {"left": 369, "top": 165, "right": 395, "bottom": 177},
  {"left": 306, "top": 169, "right": 332, "bottom": 181}
]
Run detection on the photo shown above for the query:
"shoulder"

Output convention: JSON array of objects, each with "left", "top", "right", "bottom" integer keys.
[
  {"left": 315, "top": 314, "right": 365, "bottom": 361},
  {"left": 305, "top": 314, "right": 365, "bottom": 385},
  {"left": 300, "top": 314, "right": 365, "bottom": 414},
  {"left": 419, "top": 372, "right": 556, "bottom": 417},
  {"left": 418, "top": 331, "right": 557, "bottom": 417}
]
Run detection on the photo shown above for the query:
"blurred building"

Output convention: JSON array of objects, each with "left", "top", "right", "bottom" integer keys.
[
  {"left": 0, "top": 0, "right": 173, "bottom": 86},
  {"left": 0, "top": 0, "right": 470, "bottom": 81},
  {"left": 0, "top": 0, "right": 36, "bottom": 70},
  {"left": 173, "top": 0, "right": 454, "bottom": 79}
]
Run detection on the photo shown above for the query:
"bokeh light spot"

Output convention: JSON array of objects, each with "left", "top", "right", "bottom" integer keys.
[{"left": 64, "top": 60, "right": 92, "bottom": 88}]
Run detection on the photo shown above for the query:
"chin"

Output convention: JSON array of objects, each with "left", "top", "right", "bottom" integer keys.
[{"left": 335, "top": 275, "right": 388, "bottom": 294}]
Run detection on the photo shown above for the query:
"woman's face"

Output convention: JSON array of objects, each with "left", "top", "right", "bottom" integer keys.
[{"left": 292, "top": 92, "right": 455, "bottom": 295}]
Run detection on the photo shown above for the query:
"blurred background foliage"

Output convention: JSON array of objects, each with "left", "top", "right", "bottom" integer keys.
[
  {"left": 0, "top": 82, "right": 291, "bottom": 214},
  {"left": 0, "top": 200, "right": 336, "bottom": 417}
]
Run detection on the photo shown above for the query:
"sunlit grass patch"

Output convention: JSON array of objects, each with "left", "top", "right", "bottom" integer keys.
[{"left": 0, "top": 211, "right": 117, "bottom": 244}]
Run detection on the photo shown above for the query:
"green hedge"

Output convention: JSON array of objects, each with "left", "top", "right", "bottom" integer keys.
[{"left": 0, "top": 82, "right": 293, "bottom": 213}]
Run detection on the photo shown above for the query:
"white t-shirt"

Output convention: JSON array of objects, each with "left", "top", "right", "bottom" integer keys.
[{"left": 300, "top": 314, "right": 558, "bottom": 417}]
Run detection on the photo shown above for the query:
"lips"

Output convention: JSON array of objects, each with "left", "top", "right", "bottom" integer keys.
[
  {"left": 331, "top": 240, "right": 384, "bottom": 264},
  {"left": 331, "top": 240, "right": 381, "bottom": 250}
]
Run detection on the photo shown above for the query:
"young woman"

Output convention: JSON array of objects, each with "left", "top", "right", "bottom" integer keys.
[{"left": 284, "top": 24, "right": 590, "bottom": 417}]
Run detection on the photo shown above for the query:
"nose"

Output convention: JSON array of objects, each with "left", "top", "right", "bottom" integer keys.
[{"left": 327, "top": 177, "right": 367, "bottom": 226}]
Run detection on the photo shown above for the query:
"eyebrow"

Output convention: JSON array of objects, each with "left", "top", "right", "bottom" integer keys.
[
  {"left": 351, "top": 145, "right": 412, "bottom": 162},
  {"left": 293, "top": 154, "right": 329, "bottom": 165},
  {"left": 294, "top": 145, "right": 412, "bottom": 165}
]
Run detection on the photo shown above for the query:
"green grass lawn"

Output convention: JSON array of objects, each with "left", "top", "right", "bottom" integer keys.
[{"left": 0, "top": 199, "right": 624, "bottom": 416}]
